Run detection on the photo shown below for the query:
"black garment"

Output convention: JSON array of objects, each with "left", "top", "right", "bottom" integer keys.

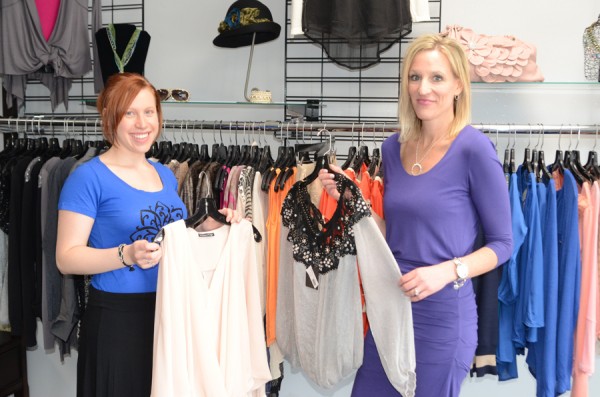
[
  {"left": 302, "top": 0, "right": 412, "bottom": 69},
  {"left": 77, "top": 287, "right": 155, "bottom": 397},
  {"left": 95, "top": 24, "right": 151, "bottom": 84},
  {"left": 7, "top": 156, "right": 33, "bottom": 341},
  {"left": 19, "top": 157, "right": 44, "bottom": 348}
]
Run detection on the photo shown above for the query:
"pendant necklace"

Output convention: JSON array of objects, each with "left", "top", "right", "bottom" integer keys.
[
  {"left": 106, "top": 24, "right": 142, "bottom": 73},
  {"left": 411, "top": 133, "right": 447, "bottom": 176}
]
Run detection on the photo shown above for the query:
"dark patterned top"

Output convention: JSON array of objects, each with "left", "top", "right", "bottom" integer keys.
[{"left": 281, "top": 173, "right": 370, "bottom": 274}]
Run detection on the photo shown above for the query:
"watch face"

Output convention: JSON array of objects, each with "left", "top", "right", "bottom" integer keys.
[{"left": 457, "top": 264, "right": 469, "bottom": 279}]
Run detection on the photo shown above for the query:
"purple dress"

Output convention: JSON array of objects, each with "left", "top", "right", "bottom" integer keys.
[{"left": 352, "top": 126, "right": 513, "bottom": 397}]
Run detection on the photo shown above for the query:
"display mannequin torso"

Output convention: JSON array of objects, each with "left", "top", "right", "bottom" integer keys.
[
  {"left": 95, "top": 24, "right": 151, "bottom": 84},
  {"left": 583, "top": 16, "right": 600, "bottom": 81}
]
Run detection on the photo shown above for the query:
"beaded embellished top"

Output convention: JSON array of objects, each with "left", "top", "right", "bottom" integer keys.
[{"left": 281, "top": 173, "right": 371, "bottom": 274}]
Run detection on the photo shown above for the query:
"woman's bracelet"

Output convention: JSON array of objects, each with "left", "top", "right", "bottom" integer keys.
[{"left": 118, "top": 243, "right": 135, "bottom": 271}]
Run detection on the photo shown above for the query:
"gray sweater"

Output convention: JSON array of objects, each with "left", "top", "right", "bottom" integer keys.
[{"left": 0, "top": 0, "right": 92, "bottom": 110}]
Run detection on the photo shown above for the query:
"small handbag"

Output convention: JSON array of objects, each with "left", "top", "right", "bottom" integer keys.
[{"left": 442, "top": 25, "right": 544, "bottom": 83}]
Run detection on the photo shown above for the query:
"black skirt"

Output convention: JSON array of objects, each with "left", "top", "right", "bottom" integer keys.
[{"left": 77, "top": 286, "right": 156, "bottom": 397}]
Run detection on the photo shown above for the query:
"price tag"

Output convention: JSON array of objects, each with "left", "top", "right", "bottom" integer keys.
[{"left": 305, "top": 265, "right": 319, "bottom": 289}]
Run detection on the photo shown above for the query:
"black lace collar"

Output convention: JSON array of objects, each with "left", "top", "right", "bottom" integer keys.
[{"left": 281, "top": 174, "right": 371, "bottom": 274}]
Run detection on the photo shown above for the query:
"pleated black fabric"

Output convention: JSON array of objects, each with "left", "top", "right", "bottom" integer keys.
[
  {"left": 302, "top": 0, "right": 412, "bottom": 69},
  {"left": 77, "top": 287, "right": 156, "bottom": 397}
]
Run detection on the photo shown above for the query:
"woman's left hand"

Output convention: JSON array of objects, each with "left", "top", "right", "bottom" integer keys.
[
  {"left": 398, "top": 261, "right": 455, "bottom": 302},
  {"left": 218, "top": 208, "right": 243, "bottom": 223}
]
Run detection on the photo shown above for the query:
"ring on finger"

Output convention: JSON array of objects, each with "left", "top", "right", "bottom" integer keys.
[{"left": 414, "top": 288, "right": 420, "bottom": 297}]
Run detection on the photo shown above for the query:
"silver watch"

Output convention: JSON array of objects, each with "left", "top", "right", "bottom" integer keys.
[{"left": 452, "top": 257, "right": 469, "bottom": 290}]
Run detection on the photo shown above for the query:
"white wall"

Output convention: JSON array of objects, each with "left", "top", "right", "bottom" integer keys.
[{"left": 21, "top": 1, "right": 600, "bottom": 396}]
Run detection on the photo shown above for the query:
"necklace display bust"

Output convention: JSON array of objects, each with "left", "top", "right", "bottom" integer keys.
[
  {"left": 583, "top": 16, "right": 600, "bottom": 81},
  {"left": 95, "top": 24, "right": 151, "bottom": 84}
]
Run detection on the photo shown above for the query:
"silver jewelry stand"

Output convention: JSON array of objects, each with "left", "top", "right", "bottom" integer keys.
[{"left": 243, "top": 32, "right": 257, "bottom": 102}]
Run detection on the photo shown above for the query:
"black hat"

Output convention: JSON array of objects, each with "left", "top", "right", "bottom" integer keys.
[{"left": 213, "top": 0, "right": 281, "bottom": 48}]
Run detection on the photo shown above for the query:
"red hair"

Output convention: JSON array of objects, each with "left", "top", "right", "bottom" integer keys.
[{"left": 96, "top": 73, "right": 163, "bottom": 144}]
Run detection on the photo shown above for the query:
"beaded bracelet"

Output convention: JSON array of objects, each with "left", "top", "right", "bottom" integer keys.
[{"left": 118, "top": 243, "right": 135, "bottom": 271}]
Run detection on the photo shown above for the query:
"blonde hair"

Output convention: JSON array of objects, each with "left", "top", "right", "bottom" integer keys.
[
  {"left": 97, "top": 73, "right": 163, "bottom": 145},
  {"left": 398, "top": 34, "right": 471, "bottom": 142}
]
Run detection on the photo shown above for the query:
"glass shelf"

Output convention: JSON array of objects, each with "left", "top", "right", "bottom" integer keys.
[
  {"left": 159, "top": 100, "right": 306, "bottom": 106},
  {"left": 472, "top": 81, "right": 600, "bottom": 85}
]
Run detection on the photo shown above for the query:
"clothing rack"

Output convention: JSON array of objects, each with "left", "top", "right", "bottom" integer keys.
[
  {"left": 0, "top": 117, "right": 598, "bottom": 144},
  {"left": 0, "top": 117, "right": 598, "bottom": 132}
]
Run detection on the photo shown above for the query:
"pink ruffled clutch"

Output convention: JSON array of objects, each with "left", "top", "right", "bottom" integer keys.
[{"left": 442, "top": 25, "right": 544, "bottom": 83}]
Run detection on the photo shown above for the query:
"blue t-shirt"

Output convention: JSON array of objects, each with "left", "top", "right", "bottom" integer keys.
[{"left": 58, "top": 156, "right": 187, "bottom": 293}]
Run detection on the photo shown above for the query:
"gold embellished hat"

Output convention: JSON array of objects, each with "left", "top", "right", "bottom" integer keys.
[{"left": 213, "top": 0, "right": 281, "bottom": 48}]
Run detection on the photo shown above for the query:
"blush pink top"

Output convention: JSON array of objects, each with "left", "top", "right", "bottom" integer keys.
[{"left": 571, "top": 181, "right": 599, "bottom": 397}]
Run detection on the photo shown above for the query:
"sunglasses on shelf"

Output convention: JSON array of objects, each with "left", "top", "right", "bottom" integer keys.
[{"left": 156, "top": 88, "right": 190, "bottom": 102}]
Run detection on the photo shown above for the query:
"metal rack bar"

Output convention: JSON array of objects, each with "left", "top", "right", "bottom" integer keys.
[{"left": 1, "top": 117, "right": 598, "bottom": 135}]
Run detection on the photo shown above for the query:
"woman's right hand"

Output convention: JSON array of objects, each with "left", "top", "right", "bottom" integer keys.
[
  {"left": 317, "top": 164, "right": 345, "bottom": 200},
  {"left": 125, "top": 239, "right": 162, "bottom": 269}
]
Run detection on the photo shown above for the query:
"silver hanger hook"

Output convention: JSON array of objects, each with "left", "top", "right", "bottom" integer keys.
[
  {"left": 527, "top": 123, "right": 533, "bottom": 148},
  {"left": 568, "top": 125, "right": 574, "bottom": 150},
  {"left": 317, "top": 126, "right": 332, "bottom": 156},
  {"left": 534, "top": 123, "right": 542, "bottom": 149},
  {"left": 372, "top": 123, "right": 378, "bottom": 148},
  {"left": 360, "top": 122, "right": 365, "bottom": 145},
  {"left": 576, "top": 125, "right": 581, "bottom": 151},
  {"left": 250, "top": 122, "right": 256, "bottom": 145},
  {"left": 557, "top": 124, "right": 563, "bottom": 150},
  {"left": 538, "top": 123, "right": 545, "bottom": 148},
  {"left": 494, "top": 126, "right": 499, "bottom": 148},
  {"left": 351, "top": 122, "right": 355, "bottom": 146},
  {"left": 594, "top": 124, "right": 599, "bottom": 151},
  {"left": 302, "top": 122, "right": 306, "bottom": 144},
  {"left": 198, "top": 170, "right": 213, "bottom": 200},
  {"left": 184, "top": 121, "right": 191, "bottom": 142}
]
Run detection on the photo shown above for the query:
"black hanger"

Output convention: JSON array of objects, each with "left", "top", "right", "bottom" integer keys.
[
  {"left": 522, "top": 148, "right": 534, "bottom": 174},
  {"left": 571, "top": 150, "right": 593, "bottom": 182},
  {"left": 276, "top": 147, "right": 297, "bottom": 192},
  {"left": 368, "top": 147, "right": 381, "bottom": 177},
  {"left": 249, "top": 145, "right": 261, "bottom": 167},
  {"left": 537, "top": 150, "right": 552, "bottom": 182},
  {"left": 210, "top": 143, "right": 220, "bottom": 162},
  {"left": 302, "top": 129, "right": 336, "bottom": 184},
  {"left": 551, "top": 149, "right": 564, "bottom": 173},
  {"left": 564, "top": 150, "right": 585, "bottom": 185},
  {"left": 261, "top": 145, "right": 287, "bottom": 192},
  {"left": 256, "top": 144, "right": 273, "bottom": 174},
  {"left": 199, "top": 143, "right": 210, "bottom": 162},
  {"left": 187, "top": 143, "right": 200, "bottom": 165},
  {"left": 351, "top": 145, "right": 370, "bottom": 170},
  {"left": 585, "top": 150, "right": 600, "bottom": 180},
  {"left": 146, "top": 142, "right": 158, "bottom": 158},
  {"left": 184, "top": 197, "right": 262, "bottom": 242},
  {"left": 341, "top": 146, "right": 357, "bottom": 170}
]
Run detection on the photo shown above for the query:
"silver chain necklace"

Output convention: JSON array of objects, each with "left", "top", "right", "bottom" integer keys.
[{"left": 411, "top": 134, "right": 447, "bottom": 176}]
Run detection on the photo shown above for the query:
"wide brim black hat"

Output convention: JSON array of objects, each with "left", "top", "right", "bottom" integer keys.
[{"left": 213, "top": 0, "right": 281, "bottom": 48}]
